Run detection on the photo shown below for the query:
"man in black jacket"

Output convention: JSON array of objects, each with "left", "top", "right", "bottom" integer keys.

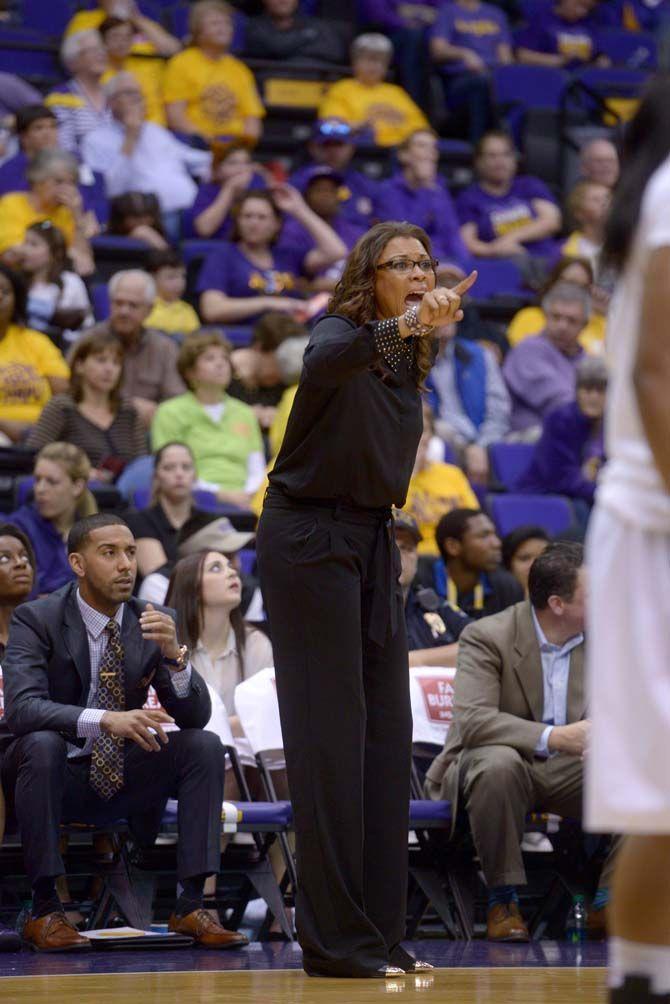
[{"left": 0, "top": 513, "right": 247, "bottom": 953}]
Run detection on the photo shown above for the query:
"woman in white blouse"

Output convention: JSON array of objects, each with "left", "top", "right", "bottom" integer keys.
[
  {"left": 166, "top": 548, "right": 273, "bottom": 759},
  {"left": 166, "top": 548, "right": 291, "bottom": 932}
]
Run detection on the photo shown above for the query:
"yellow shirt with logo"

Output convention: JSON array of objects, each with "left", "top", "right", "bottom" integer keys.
[
  {"left": 145, "top": 297, "right": 200, "bottom": 335},
  {"left": 102, "top": 56, "right": 166, "bottom": 125},
  {"left": 506, "top": 304, "right": 606, "bottom": 354},
  {"left": 0, "top": 193, "right": 75, "bottom": 254},
  {"left": 162, "top": 48, "right": 265, "bottom": 139},
  {"left": 0, "top": 324, "right": 70, "bottom": 423},
  {"left": 318, "top": 78, "right": 429, "bottom": 147},
  {"left": 404, "top": 462, "right": 478, "bottom": 556}
]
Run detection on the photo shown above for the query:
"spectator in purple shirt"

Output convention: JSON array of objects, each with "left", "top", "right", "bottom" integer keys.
[
  {"left": 456, "top": 129, "right": 562, "bottom": 267},
  {"left": 186, "top": 143, "right": 269, "bottom": 240},
  {"left": 198, "top": 185, "right": 346, "bottom": 326},
  {"left": 357, "top": 0, "right": 443, "bottom": 103},
  {"left": 0, "top": 105, "right": 108, "bottom": 228},
  {"left": 503, "top": 281, "right": 589, "bottom": 433},
  {"left": 517, "top": 354, "right": 606, "bottom": 525},
  {"left": 289, "top": 118, "right": 379, "bottom": 231},
  {"left": 376, "top": 129, "right": 471, "bottom": 278},
  {"left": 516, "top": 0, "right": 608, "bottom": 68},
  {"left": 278, "top": 166, "right": 367, "bottom": 290},
  {"left": 429, "top": 0, "right": 514, "bottom": 142}
]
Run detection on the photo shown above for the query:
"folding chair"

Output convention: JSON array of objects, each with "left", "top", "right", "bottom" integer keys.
[
  {"left": 406, "top": 667, "right": 467, "bottom": 938},
  {"left": 145, "top": 682, "right": 296, "bottom": 938}
]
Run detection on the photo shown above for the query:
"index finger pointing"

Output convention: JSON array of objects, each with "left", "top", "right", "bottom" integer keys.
[{"left": 452, "top": 270, "right": 478, "bottom": 297}]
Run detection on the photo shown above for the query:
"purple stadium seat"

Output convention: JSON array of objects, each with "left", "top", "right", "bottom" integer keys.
[
  {"left": 91, "top": 282, "right": 109, "bottom": 321},
  {"left": 162, "top": 800, "right": 293, "bottom": 829},
  {"left": 21, "top": 0, "right": 73, "bottom": 37},
  {"left": 488, "top": 442, "right": 535, "bottom": 490},
  {"left": 470, "top": 258, "right": 526, "bottom": 300},
  {"left": 409, "top": 800, "right": 453, "bottom": 827},
  {"left": 487, "top": 492, "right": 575, "bottom": 537},
  {"left": 0, "top": 28, "right": 61, "bottom": 78},
  {"left": 131, "top": 487, "right": 250, "bottom": 516},
  {"left": 595, "top": 29, "right": 657, "bottom": 69},
  {"left": 493, "top": 64, "right": 569, "bottom": 112}
]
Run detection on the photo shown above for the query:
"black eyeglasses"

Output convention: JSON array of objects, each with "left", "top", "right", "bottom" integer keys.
[{"left": 376, "top": 257, "right": 439, "bottom": 275}]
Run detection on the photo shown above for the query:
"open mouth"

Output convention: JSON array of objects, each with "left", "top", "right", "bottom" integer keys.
[{"left": 404, "top": 293, "right": 424, "bottom": 307}]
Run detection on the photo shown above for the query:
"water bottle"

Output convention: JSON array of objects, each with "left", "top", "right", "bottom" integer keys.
[{"left": 565, "top": 894, "right": 588, "bottom": 943}]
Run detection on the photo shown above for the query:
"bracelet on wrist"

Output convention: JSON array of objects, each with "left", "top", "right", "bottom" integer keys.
[{"left": 403, "top": 305, "right": 433, "bottom": 338}]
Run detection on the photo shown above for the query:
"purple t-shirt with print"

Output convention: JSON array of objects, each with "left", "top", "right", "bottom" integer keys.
[
  {"left": 517, "top": 10, "right": 599, "bottom": 64},
  {"left": 430, "top": 1, "right": 511, "bottom": 74},
  {"left": 456, "top": 175, "right": 559, "bottom": 259},
  {"left": 196, "top": 241, "right": 306, "bottom": 322}
]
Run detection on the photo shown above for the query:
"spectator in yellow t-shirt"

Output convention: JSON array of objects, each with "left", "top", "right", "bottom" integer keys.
[
  {"left": 163, "top": 0, "right": 265, "bottom": 144},
  {"left": 64, "top": 0, "right": 180, "bottom": 57},
  {"left": 506, "top": 255, "right": 606, "bottom": 354},
  {"left": 145, "top": 249, "right": 200, "bottom": 335},
  {"left": 404, "top": 409, "right": 478, "bottom": 556},
  {"left": 0, "top": 265, "right": 70, "bottom": 441},
  {"left": 318, "top": 33, "right": 429, "bottom": 148},
  {"left": 100, "top": 17, "right": 168, "bottom": 126},
  {"left": 0, "top": 150, "right": 94, "bottom": 277}
]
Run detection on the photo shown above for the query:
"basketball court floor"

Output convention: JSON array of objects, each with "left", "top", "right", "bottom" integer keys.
[{"left": 0, "top": 940, "right": 609, "bottom": 1003}]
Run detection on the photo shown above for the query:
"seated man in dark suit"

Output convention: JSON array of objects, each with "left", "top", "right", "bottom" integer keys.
[
  {"left": 0, "top": 513, "right": 248, "bottom": 953},
  {"left": 424, "top": 542, "right": 616, "bottom": 941},
  {"left": 395, "top": 510, "right": 472, "bottom": 667},
  {"left": 417, "top": 507, "right": 524, "bottom": 618}
]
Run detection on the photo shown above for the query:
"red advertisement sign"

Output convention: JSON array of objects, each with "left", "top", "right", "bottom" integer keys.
[{"left": 417, "top": 675, "right": 454, "bottom": 724}]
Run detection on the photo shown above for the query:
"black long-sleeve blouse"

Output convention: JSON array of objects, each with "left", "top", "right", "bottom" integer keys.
[{"left": 268, "top": 314, "right": 423, "bottom": 509}]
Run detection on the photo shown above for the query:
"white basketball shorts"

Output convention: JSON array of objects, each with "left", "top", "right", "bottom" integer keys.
[{"left": 585, "top": 504, "right": 670, "bottom": 834}]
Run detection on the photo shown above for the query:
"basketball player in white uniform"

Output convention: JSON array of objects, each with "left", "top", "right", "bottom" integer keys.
[{"left": 586, "top": 77, "right": 670, "bottom": 1004}]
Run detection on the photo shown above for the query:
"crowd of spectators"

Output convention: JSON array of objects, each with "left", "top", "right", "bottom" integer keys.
[{"left": 0, "top": 0, "right": 651, "bottom": 950}]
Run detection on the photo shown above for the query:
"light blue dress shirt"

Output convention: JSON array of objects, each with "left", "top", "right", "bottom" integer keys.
[{"left": 531, "top": 608, "right": 583, "bottom": 757}]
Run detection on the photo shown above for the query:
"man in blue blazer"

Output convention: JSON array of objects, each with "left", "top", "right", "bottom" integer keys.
[{"left": 0, "top": 513, "right": 248, "bottom": 953}]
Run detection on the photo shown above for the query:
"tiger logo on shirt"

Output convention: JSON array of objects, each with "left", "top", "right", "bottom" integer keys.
[{"left": 200, "top": 83, "right": 238, "bottom": 124}]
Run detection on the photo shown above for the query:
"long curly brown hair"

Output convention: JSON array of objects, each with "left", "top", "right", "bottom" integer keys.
[{"left": 328, "top": 221, "right": 436, "bottom": 387}]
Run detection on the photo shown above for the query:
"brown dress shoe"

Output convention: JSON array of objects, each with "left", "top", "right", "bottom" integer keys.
[
  {"left": 23, "top": 912, "right": 91, "bottom": 953},
  {"left": 487, "top": 903, "right": 530, "bottom": 942},
  {"left": 168, "top": 909, "right": 249, "bottom": 949}
]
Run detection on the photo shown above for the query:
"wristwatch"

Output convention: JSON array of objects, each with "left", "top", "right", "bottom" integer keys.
[
  {"left": 403, "top": 304, "right": 433, "bottom": 337},
  {"left": 162, "top": 643, "right": 190, "bottom": 671}
]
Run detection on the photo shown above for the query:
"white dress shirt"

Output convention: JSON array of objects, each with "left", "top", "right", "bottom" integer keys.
[
  {"left": 75, "top": 591, "right": 191, "bottom": 754},
  {"left": 531, "top": 607, "right": 584, "bottom": 758},
  {"left": 81, "top": 119, "right": 211, "bottom": 213}
]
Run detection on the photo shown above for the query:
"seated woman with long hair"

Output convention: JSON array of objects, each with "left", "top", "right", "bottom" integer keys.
[
  {"left": 19, "top": 220, "right": 93, "bottom": 350},
  {"left": 9, "top": 442, "right": 97, "bottom": 594},
  {"left": 166, "top": 548, "right": 290, "bottom": 929},
  {"left": 126, "top": 441, "right": 210, "bottom": 580},
  {"left": 197, "top": 186, "right": 346, "bottom": 326},
  {"left": 27, "top": 329, "right": 147, "bottom": 483}
]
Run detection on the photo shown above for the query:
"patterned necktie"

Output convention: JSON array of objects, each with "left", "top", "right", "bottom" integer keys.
[{"left": 89, "top": 619, "right": 125, "bottom": 800}]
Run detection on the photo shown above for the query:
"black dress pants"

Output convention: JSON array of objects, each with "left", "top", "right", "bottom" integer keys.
[
  {"left": 1, "top": 727, "right": 225, "bottom": 885},
  {"left": 256, "top": 495, "right": 412, "bottom": 977}
]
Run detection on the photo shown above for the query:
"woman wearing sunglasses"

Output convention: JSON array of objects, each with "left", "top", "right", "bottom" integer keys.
[{"left": 256, "top": 221, "right": 476, "bottom": 979}]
